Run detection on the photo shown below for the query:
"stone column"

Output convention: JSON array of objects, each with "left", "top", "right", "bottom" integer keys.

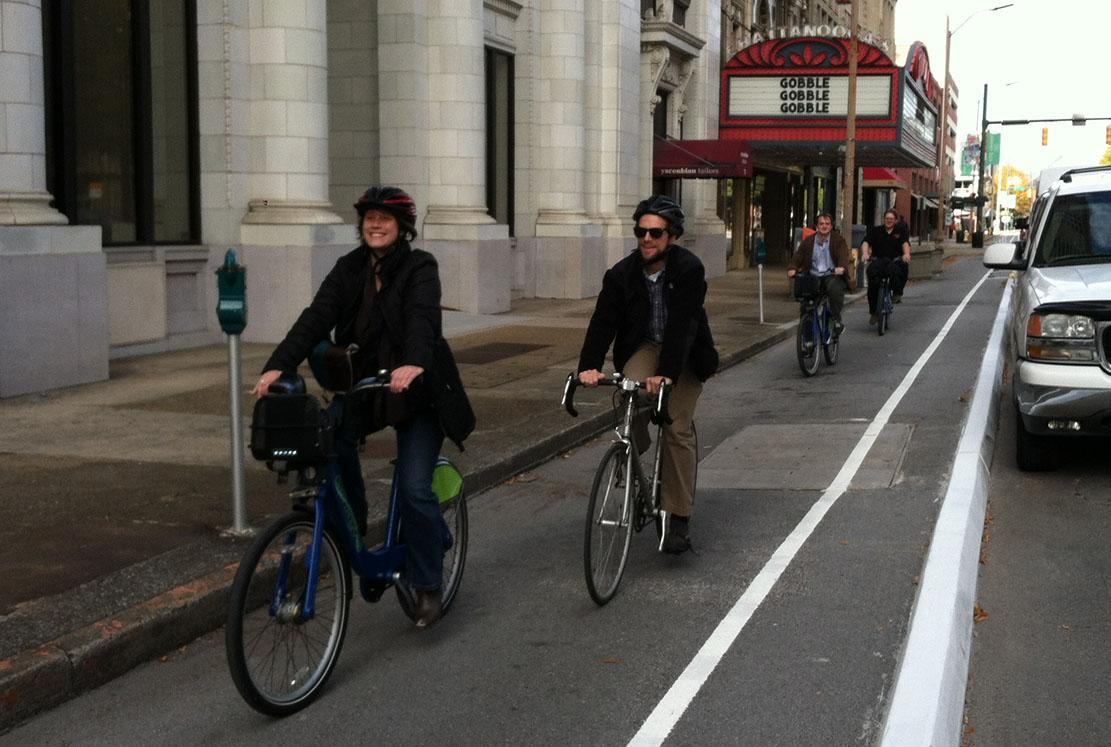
[
  {"left": 0, "top": 0, "right": 64, "bottom": 225},
  {"left": 238, "top": 0, "right": 348, "bottom": 344},
  {"left": 242, "top": 0, "right": 342, "bottom": 230},
  {"left": 678, "top": 0, "right": 727, "bottom": 277},
  {"left": 419, "top": 0, "right": 509, "bottom": 313},
  {"left": 533, "top": 0, "right": 604, "bottom": 299},
  {"left": 585, "top": 0, "right": 641, "bottom": 268},
  {"left": 0, "top": 0, "right": 108, "bottom": 396}
]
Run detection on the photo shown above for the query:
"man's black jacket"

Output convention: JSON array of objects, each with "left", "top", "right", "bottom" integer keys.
[{"left": 577, "top": 244, "right": 718, "bottom": 382}]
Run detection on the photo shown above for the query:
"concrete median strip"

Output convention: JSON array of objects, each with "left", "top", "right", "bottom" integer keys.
[{"left": 879, "top": 276, "right": 1013, "bottom": 746}]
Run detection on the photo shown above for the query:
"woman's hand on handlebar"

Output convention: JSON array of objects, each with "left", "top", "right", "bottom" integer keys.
[
  {"left": 578, "top": 369, "right": 605, "bottom": 387},
  {"left": 390, "top": 365, "right": 424, "bottom": 394},
  {"left": 253, "top": 369, "right": 282, "bottom": 397}
]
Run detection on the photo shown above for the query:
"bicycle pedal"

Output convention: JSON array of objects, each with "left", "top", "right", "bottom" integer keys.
[{"left": 359, "top": 578, "right": 388, "bottom": 603}]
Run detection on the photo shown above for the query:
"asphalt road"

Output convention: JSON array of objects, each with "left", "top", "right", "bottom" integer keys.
[
  {"left": 963, "top": 379, "right": 1111, "bottom": 746},
  {"left": 9, "top": 255, "right": 1008, "bottom": 745}
]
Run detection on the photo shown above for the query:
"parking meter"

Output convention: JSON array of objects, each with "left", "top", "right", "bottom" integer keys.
[
  {"left": 216, "top": 249, "right": 247, "bottom": 335},
  {"left": 215, "top": 248, "right": 249, "bottom": 533}
]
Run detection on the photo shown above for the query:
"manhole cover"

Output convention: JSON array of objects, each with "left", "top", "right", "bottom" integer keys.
[{"left": 454, "top": 342, "right": 549, "bottom": 364}]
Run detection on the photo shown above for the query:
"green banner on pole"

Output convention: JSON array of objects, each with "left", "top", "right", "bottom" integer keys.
[{"left": 985, "top": 133, "right": 1001, "bottom": 166}]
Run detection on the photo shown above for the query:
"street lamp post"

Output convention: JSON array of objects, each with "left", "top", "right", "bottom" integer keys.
[{"left": 937, "top": 4, "right": 1013, "bottom": 246}]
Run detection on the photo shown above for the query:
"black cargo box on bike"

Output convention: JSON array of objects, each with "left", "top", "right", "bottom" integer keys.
[
  {"left": 250, "top": 386, "right": 332, "bottom": 470},
  {"left": 792, "top": 273, "right": 822, "bottom": 299}
]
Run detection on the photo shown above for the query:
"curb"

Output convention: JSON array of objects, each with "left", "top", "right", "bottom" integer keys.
[
  {"left": 0, "top": 322, "right": 799, "bottom": 732},
  {"left": 879, "top": 275, "right": 1012, "bottom": 746}
]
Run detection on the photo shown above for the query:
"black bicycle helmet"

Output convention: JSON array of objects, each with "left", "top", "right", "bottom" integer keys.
[
  {"left": 354, "top": 186, "right": 418, "bottom": 240},
  {"left": 632, "top": 195, "right": 685, "bottom": 237}
]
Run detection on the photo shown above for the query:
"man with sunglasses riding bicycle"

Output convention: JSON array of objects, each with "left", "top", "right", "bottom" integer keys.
[{"left": 576, "top": 195, "right": 718, "bottom": 555}]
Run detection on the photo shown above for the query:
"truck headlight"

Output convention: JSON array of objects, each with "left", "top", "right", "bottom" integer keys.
[{"left": 1026, "top": 312, "right": 1097, "bottom": 362}]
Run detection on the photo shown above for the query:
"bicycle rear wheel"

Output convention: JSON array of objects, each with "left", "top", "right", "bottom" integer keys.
[
  {"left": 226, "top": 511, "right": 351, "bottom": 717},
  {"left": 878, "top": 284, "right": 890, "bottom": 336},
  {"left": 796, "top": 310, "right": 820, "bottom": 376},
  {"left": 584, "top": 442, "right": 635, "bottom": 605},
  {"left": 397, "top": 458, "right": 469, "bottom": 620}
]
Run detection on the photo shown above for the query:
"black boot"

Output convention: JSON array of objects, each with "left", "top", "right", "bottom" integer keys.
[
  {"left": 414, "top": 588, "right": 442, "bottom": 628},
  {"left": 661, "top": 515, "right": 691, "bottom": 555}
]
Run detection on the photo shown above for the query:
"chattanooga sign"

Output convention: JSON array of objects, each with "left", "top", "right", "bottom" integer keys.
[
  {"left": 728, "top": 74, "right": 892, "bottom": 117},
  {"left": 742, "top": 25, "right": 893, "bottom": 54}
]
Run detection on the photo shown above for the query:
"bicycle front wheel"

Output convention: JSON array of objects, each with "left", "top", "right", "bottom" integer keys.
[
  {"left": 584, "top": 443, "right": 635, "bottom": 605},
  {"left": 822, "top": 304, "right": 839, "bottom": 365},
  {"left": 796, "top": 311, "right": 820, "bottom": 376},
  {"left": 226, "top": 511, "right": 351, "bottom": 717}
]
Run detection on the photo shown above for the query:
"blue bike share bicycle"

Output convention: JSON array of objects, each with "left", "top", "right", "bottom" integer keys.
[
  {"left": 793, "top": 273, "right": 839, "bottom": 376},
  {"left": 225, "top": 371, "right": 467, "bottom": 716}
]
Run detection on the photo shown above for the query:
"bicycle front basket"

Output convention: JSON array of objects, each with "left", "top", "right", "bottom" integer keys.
[
  {"left": 792, "top": 273, "right": 821, "bottom": 299},
  {"left": 249, "top": 392, "right": 332, "bottom": 470}
]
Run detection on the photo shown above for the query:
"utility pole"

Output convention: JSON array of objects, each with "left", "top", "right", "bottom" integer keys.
[
  {"left": 974, "top": 82, "right": 988, "bottom": 248},
  {"left": 840, "top": 0, "right": 859, "bottom": 234},
  {"left": 935, "top": 16, "right": 951, "bottom": 241}
]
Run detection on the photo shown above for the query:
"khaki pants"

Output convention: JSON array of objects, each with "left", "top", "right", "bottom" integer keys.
[{"left": 622, "top": 341, "right": 702, "bottom": 518}]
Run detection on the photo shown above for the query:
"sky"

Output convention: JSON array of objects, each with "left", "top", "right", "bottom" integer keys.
[{"left": 893, "top": 0, "right": 1110, "bottom": 179}]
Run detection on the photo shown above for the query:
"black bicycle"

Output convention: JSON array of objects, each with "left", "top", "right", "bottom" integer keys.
[
  {"left": 876, "top": 272, "right": 894, "bottom": 336},
  {"left": 793, "top": 273, "right": 839, "bottom": 376}
]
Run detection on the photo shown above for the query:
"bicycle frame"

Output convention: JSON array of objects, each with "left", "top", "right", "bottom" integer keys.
[
  {"left": 612, "top": 384, "right": 667, "bottom": 541},
  {"left": 563, "top": 373, "right": 671, "bottom": 546}
]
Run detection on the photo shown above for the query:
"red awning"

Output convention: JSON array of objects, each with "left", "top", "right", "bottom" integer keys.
[
  {"left": 861, "top": 167, "right": 906, "bottom": 189},
  {"left": 653, "top": 139, "right": 752, "bottom": 179}
]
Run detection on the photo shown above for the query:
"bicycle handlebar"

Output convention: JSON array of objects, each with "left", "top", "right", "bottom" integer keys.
[
  {"left": 350, "top": 369, "right": 393, "bottom": 395},
  {"left": 561, "top": 372, "right": 672, "bottom": 425}
]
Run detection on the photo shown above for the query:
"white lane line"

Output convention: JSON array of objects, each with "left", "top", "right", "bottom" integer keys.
[{"left": 628, "top": 271, "right": 995, "bottom": 747}]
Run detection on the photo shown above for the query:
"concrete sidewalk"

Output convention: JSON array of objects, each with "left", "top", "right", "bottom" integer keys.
[{"left": 0, "top": 241, "right": 975, "bottom": 730}]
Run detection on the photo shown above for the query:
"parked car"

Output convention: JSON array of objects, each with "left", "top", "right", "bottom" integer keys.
[{"left": 983, "top": 165, "right": 1111, "bottom": 470}]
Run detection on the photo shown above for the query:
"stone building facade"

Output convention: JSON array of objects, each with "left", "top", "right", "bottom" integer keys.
[{"left": 0, "top": 0, "right": 746, "bottom": 396}]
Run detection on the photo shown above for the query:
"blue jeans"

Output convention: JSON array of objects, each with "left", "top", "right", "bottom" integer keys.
[{"left": 330, "top": 399, "right": 446, "bottom": 592}]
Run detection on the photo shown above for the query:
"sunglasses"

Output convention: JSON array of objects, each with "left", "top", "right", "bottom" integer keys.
[{"left": 633, "top": 226, "right": 668, "bottom": 239}]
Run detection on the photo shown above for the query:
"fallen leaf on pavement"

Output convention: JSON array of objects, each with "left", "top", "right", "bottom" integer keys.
[{"left": 973, "top": 603, "right": 988, "bottom": 623}]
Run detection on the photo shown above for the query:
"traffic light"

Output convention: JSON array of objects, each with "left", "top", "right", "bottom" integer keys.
[
  {"left": 1106, "top": 124, "right": 1111, "bottom": 145},
  {"left": 1041, "top": 127, "right": 1048, "bottom": 146}
]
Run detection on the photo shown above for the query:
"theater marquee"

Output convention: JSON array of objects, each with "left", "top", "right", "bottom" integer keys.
[
  {"left": 719, "top": 37, "right": 938, "bottom": 168},
  {"left": 728, "top": 74, "right": 892, "bottom": 118}
]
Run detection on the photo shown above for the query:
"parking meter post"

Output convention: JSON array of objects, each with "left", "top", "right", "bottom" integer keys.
[
  {"left": 755, "top": 238, "right": 767, "bottom": 324},
  {"left": 216, "top": 249, "right": 250, "bottom": 535},
  {"left": 758, "top": 263, "right": 765, "bottom": 324},
  {"left": 228, "top": 334, "right": 247, "bottom": 533}
]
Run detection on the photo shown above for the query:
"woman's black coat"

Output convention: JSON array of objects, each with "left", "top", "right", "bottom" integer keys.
[
  {"left": 263, "top": 242, "right": 473, "bottom": 448},
  {"left": 577, "top": 244, "right": 718, "bottom": 382}
]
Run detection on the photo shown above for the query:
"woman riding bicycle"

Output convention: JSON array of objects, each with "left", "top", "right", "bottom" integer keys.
[
  {"left": 861, "top": 209, "right": 911, "bottom": 325},
  {"left": 252, "top": 186, "right": 473, "bottom": 628},
  {"left": 787, "top": 213, "right": 854, "bottom": 336}
]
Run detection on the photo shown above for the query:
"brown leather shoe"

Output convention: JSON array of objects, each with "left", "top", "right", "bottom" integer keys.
[
  {"left": 414, "top": 588, "right": 442, "bottom": 628},
  {"left": 661, "top": 515, "right": 691, "bottom": 555}
]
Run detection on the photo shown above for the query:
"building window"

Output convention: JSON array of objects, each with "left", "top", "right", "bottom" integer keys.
[
  {"left": 485, "top": 47, "right": 514, "bottom": 235},
  {"left": 44, "top": 0, "right": 200, "bottom": 246}
]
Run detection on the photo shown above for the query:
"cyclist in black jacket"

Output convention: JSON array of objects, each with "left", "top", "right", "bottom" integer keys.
[
  {"left": 861, "top": 209, "right": 912, "bottom": 324},
  {"left": 253, "top": 186, "right": 472, "bottom": 628},
  {"left": 576, "top": 195, "right": 718, "bottom": 554}
]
